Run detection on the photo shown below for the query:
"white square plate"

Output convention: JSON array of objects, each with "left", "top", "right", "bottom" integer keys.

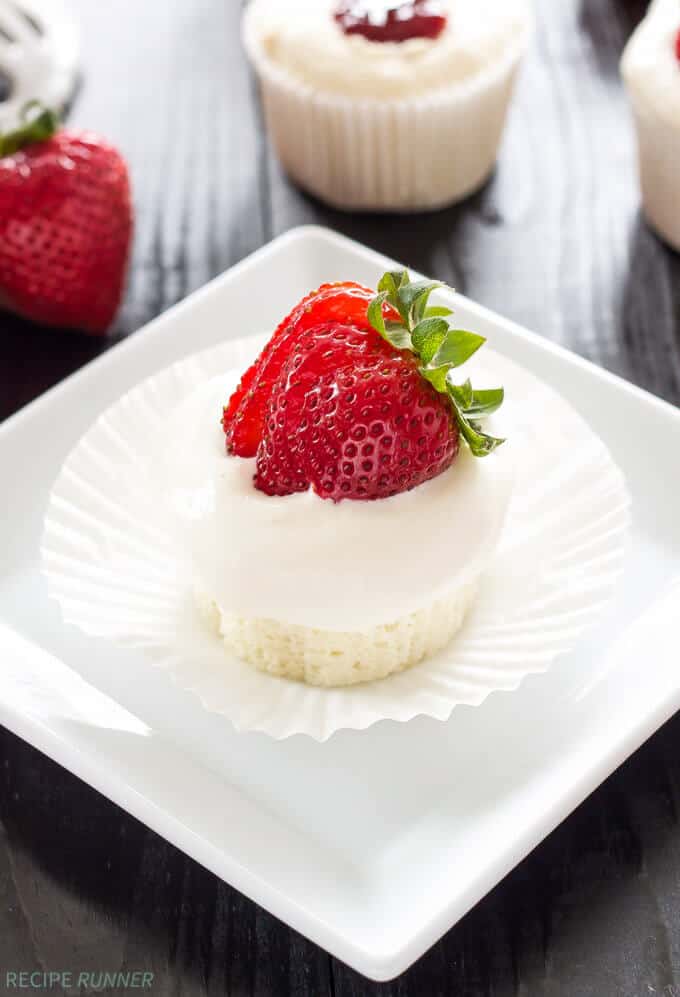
[{"left": 1, "top": 227, "right": 679, "bottom": 982}]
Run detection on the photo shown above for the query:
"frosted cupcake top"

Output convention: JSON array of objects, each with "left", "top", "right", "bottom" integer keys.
[
  {"left": 243, "top": 0, "right": 532, "bottom": 100},
  {"left": 621, "top": 0, "right": 680, "bottom": 127},
  {"left": 163, "top": 371, "right": 513, "bottom": 630}
]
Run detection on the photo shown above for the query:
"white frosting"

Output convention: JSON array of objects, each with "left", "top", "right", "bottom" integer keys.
[
  {"left": 621, "top": 0, "right": 680, "bottom": 126},
  {"left": 243, "top": 0, "right": 532, "bottom": 99},
  {"left": 161, "top": 369, "right": 514, "bottom": 632}
]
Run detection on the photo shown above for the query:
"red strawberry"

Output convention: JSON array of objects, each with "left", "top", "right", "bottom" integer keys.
[
  {"left": 0, "top": 105, "right": 132, "bottom": 334},
  {"left": 223, "top": 271, "right": 505, "bottom": 502},
  {"left": 255, "top": 321, "right": 459, "bottom": 500},
  {"left": 224, "top": 282, "right": 378, "bottom": 456}
]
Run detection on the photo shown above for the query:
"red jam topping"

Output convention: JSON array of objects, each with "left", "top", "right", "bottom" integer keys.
[
  {"left": 675, "top": 27, "right": 680, "bottom": 63},
  {"left": 334, "top": 1, "right": 447, "bottom": 43}
]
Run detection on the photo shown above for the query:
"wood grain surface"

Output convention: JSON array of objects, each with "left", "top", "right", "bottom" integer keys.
[{"left": 1, "top": 0, "right": 680, "bottom": 994}]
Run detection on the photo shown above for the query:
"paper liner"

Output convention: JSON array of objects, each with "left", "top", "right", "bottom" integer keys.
[
  {"left": 243, "top": 19, "right": 528, "bottom": 212},
  {"left": 42, "top": 338, "right": 631, "bottom": 741}
]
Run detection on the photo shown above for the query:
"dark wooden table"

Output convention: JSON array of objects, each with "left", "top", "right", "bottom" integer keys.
[{"left": 2, "top": 0, "right": 680, "bottom": 994}]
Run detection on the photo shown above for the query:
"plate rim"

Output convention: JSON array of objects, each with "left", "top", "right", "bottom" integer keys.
[{"left": 2, "top": 224, "right": 680, "bottom": 981}]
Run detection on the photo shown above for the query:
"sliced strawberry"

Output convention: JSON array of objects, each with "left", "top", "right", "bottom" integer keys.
[
  {"left": 223, "top": 282, "right": 381, "bottom": 457},
  {"left": 254, "top": 322, "right": 458, "bottom": 500},
  {"left": 222, "top": 269, "right": 505, "bottom": 502},
  {"left": 222, "top": 286, "right": 324, "bottom": 432}
]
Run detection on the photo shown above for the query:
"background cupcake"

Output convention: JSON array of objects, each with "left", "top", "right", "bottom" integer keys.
[
  {"left": 621, "top": 0, "right": 680, "bottom": 252},
  {"left": 243, "top": 0, "right": 533, "bottom": 212}
]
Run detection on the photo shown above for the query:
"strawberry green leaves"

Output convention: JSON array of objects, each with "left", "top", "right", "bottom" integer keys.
[
  {"left": 367, "top": 292, "right": 392, "bottom": 337},
  {"left": 464, "top": 386, "right": 505, "bottom": 418},
  {"left": 0, "top": 102, "right": 59, "bottom": 157},
  {"left": 411, "top": 317, "right": 449, "bottom": 364},
  {"left": 368, "top": 270, "right": 505, "bottom": 458},
  {"left": 430, "top": 329, "right": 485, "bottom": 369},
  {"left": 447, "top": 379, "right": 505, "bottom": 456}
]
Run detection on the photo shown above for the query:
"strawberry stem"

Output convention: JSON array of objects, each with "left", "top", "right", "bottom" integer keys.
[
  {"left": 368, "top": 270, "right": 506, "bottom": 457},
  {"left": 0, "top": 101, "right": 59, "bottom": 157}
]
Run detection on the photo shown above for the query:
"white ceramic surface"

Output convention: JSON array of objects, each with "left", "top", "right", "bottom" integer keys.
[{"left": 1, "top": 228, "right": 680, "bottom": 980}]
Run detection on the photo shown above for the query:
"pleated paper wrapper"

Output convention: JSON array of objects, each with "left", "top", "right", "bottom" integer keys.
[
  {"left": 42, "top": 338, "right": 631, "bottom": 741},
  {"left": 242, "top": 16, "right": 529, "bottom": 212}
]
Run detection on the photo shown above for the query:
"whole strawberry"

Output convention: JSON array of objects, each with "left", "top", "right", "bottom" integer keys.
[
  {"left": 224, "top": 271, "right": 505, "bottom": 501},
  {"left": 0, "top": 104, "right": 132, "bottom": 334}
]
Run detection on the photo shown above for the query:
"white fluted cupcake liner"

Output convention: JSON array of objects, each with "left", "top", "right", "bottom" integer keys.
[
  {"left": 42, "top": 337, "right": 630, "bottom": 741},
  {"left": 243, "top": 21, "right": 528, "bottom": 212}
]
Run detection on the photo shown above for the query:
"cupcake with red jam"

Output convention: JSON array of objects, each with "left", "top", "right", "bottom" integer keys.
[
  {"left": 622, "top": 0, "right": 680, "bottom": 251},
  {"left": 242, "top": 0, "right": 533, "bottom": 211},
  {"left": 164, "top": 272, "right": 514, "bottom": 687}
]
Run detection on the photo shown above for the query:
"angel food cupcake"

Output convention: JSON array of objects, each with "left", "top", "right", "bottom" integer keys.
[
  {"left": 621, "top": 0, "right": 680, "bottom": 251},
  {"left": 164, "top": 272, "right": 514, "bottom": 687},
  {"left": 242, "top": 0, "right": 533, "bottom": 211}
]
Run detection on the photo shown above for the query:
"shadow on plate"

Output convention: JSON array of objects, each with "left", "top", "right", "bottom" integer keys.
[{"left": 3, "top": 707, "right": 680, "bottom": 993}]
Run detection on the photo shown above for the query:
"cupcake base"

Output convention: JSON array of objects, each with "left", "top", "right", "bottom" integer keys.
[{"left": 196, "top": 580, "right": 479, "bottom": 687}]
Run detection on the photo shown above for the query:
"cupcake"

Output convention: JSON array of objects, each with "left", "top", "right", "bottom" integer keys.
[
  {"left": 621, "top": 0, "right": 680, "bottom": 251},
  {"left": 242, "top": 0, "right": 533, "bottom": 211},
  {"left": 163, "top": 272, "right": 514, "bottom": 687}
]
